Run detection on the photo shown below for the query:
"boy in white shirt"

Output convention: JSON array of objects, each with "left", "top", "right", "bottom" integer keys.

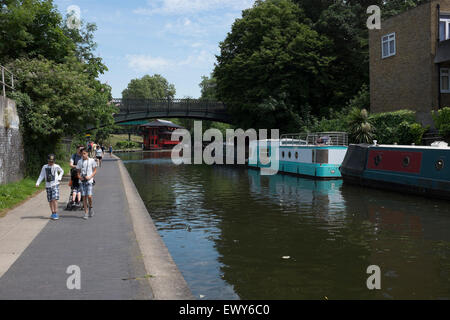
[
  {"left": 36, "top": 154, "right": 64, "bottom": 220},
  {"left": 77, "top": 149, "right": 97, "bottom": 220}
]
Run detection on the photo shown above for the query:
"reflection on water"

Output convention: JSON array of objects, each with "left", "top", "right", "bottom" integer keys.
[{"left": 119, "top": 152, "right": 450, "bottom": 300}]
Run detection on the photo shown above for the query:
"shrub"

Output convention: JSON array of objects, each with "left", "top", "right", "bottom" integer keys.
[
  {"left": 432, "top": 107, "right": 450, "bottom": 140},
  {"left": 369, "top": 110, "right": 423, "bottom": 144},
  {"left": 348, "top": 108, "right": 375, "bottom": 143},
  {"left": 115, "top": 140, "right": 140, "bottom": 150}
]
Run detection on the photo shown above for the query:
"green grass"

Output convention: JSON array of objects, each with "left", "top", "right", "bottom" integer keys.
[
  {"left": 0, "top": 178, "right": 45, "bottom": 217},
  {"left": 108, "top": 134, "right": 142, "bottom": 147}
]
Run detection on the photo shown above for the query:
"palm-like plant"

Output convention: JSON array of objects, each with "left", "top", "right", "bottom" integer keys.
[{"left": 348, "top": 108, "right": 375, "bottom": 144}]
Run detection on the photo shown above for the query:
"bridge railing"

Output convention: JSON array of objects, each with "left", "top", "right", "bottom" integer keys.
[{"left": 112, "top": 98, "right": 227, "bottom": 115}]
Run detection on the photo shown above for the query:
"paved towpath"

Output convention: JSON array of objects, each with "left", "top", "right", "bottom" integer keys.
[{"left": 0, "top": 157, "right": 153, "bottom": 299}]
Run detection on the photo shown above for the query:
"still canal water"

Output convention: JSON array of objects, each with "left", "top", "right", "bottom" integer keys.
[{"left": 118, "top": 151, "right": 450, "bottom": 300}]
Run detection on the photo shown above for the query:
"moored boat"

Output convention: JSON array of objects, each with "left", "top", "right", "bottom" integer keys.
[
  {"left": 340, "top": 141, "right": 450, "bottom": 200},
  {"left": 249, "top": 132, "right": 348, "bottom": 179}
]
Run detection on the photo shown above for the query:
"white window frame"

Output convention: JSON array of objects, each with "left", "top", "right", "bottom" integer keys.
[
  {"left": 381, "top": 33, "right": 396, "bottom": 59},
  {"left": 440, "top": 15, "right": 450, "bottom": 41},
  {"left": 441, "top": 68, "right": 450, "bottom": 93}
]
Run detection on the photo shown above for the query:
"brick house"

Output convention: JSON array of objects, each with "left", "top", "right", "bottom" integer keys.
[{"left": 369, "top": 0, "right": 450, "bottom": 126}]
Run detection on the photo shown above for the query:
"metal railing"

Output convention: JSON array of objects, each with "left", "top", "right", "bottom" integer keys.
[
  {"left": 1, "top": 65, "right": 14, "bottom": 98},
  {"left": 281, "top": 132, "right": 348, "bottom": 146},
  {"left": 112, "top": 98, "right": 227, "bottom": 115}
]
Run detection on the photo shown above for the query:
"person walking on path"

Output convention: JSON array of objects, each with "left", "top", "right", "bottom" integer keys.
[
  {"left": 77, "top": 149, "right": 97, "bottom": 220},
  {"left": 109, "top": 144, "right": 113, "bottom": 157},
  {"left": 35, "top": 154, "right": 64, "bottom": 220},
  {"left": 69, "top": 145, "right": 83, "bottom": 169},
  {"left": 95, "top": 145, "right": 104, "bottom": 167}
]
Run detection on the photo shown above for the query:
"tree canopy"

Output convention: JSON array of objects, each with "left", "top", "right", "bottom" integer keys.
[
  {"left": 1, "top": 0, "right": 113, "bottom": 175},
  {"left": 122, "top": 74, "right": 176, "bottom": 100},
  {"left": 214, "top": 0, "right": 429, "bottom": 131}
]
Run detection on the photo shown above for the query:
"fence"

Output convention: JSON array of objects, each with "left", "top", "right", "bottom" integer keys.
[{"left": 1, "top": 65, "right": 14, "bottom": 98}]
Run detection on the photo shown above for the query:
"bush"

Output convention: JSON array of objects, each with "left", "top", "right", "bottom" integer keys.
[
  {"left": 304, "top": 108, "right": 426, "bottom": 145},
  {"left": 432, "top": 107, "right": 450, "bottom": 140},
  {"left": 369, "top": 110, "right": 425, "bottom": 144},
  {"left": 115, "top": 140, "right": 140, "bottom": 150}
]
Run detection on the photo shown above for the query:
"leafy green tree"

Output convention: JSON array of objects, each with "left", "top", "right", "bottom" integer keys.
[
  {"left": 1, "top": 0, "right": 113, "bottom": 174},
  {"left": 291, "top": 0, "right": 427, "bottom": 115},
  {"left": 432, "top": 107, "right": 450, "bottom": 141},
  {"left": 8, "top": 57, "right": 115, "bottom": 174},
  {"left": 122, "top": 74, "right": 176, "bottom": 99},
  {"left": 214, "top": 0, "right": 332, "bottom": 131},
  {"left": 199, "top": 75, "right": 217, "bottom": 100},
  {"left": 0, "top": 0, "right": 74, "bottom": 63}
]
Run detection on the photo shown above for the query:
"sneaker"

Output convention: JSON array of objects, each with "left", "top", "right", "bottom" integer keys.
[
  {"left": 88, "top": 207, "right": 94, "bottom": 218},
  {"left": 83, "top": 213, "right": 89, "bottom": 220},
  {"left": 51, "top": 213, "right": 59, "bottom": 220}
]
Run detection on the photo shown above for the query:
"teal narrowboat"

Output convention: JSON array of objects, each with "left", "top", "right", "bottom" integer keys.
[
  {"left": 340, "top": 141, "right": 450, "bottom": 200},
  {"left": 248, "top": 132, "right": 348, "bottom": 179}
]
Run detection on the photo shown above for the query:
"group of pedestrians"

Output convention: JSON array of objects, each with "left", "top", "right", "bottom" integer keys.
[{"left": 35, "top": 141, "right": 112, "bottom": 221}]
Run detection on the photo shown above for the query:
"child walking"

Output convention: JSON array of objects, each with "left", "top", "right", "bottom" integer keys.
[{"left": 36, "top": 154, "right": 64, "bottom": 220}]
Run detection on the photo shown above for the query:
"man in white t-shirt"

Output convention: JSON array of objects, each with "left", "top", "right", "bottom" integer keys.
[
  {"left": 36, "top": 154, "right": 64, "bottom": 220},
  {"left": 77, "top": 149, "right": 97, "bottom": 220}
]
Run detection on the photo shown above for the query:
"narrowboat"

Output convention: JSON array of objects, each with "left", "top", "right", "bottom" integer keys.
[
  {"left": 340, "top": 141, "right": 450, "bottom": 200},
  {"left": 248, "top": 132, "right": 348, "bottom": 179}
]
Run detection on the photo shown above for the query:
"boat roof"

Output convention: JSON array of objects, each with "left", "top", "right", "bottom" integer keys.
[
  {"left": 140, "top": 119, "right": 183, "bottom": 128},
  {"left": 372, "top": 144, "right": 450, "bottom": 150}
]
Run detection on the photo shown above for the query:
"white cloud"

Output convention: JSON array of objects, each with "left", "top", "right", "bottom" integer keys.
[
  {"left": 126, "top": 55, "right": 171, "bottom": 72},
  {"left": 126, "top": 50, "right": 217, "bottom": 72},
  {"left": 134, "top": 0, "right": 254, "bottom": 16}
]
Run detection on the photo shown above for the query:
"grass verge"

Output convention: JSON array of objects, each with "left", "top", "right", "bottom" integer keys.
[{"left": 0, "top": 178, "right": 45, "bottom": 218}]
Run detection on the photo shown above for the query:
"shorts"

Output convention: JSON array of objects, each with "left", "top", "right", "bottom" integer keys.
[
  {"left": 46, "top": 185, "right": 60, "bottom": 202},
  {"left": 96, "top": 156, "right": 102, "bottom": 160},
  {"left": 80, "top": 182, "right": 94, "bottom": 197},
  {"left": 71, "top": 186, "right": 80, "bottom": 194}
]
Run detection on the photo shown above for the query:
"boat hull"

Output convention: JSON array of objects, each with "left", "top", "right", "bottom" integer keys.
[
  {"left": 249, "top": 143, "right": 347, "bottom": 179},
  {"left": 340, "top": 144, "right": 450, "bottom": 200}
]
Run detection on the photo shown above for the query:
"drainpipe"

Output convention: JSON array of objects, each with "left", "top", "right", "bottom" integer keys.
[
  {"left": 438, "top": 62, "right": 442, "bottom": 110},
  {"left": 438, "top": 4, "right": 442, "bottom": 110}
]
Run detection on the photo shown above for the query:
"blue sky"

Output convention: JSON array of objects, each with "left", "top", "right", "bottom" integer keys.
[{"left": 53, "top": 0, "right": 255, "bottom": 98}]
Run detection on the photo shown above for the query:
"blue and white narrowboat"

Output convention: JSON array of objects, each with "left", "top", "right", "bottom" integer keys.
[
  {"left": 248, "top": 132, "right": 348, "bottom": 179},
  {"left": 340, "top": 141, "right": 450, "bottom": 200}
]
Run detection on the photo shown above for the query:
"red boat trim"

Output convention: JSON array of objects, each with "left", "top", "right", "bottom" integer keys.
[{"left": 367, "top": 150, "right": 422, "bottom": 174}]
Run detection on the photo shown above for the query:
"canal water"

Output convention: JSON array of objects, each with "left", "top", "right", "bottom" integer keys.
[{"left": 118, "top": 151, "right": 450, "bottom": 300}]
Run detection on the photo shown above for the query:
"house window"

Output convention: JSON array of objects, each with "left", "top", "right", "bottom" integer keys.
[
  {"left": 441, "top": 68, "right": 450, "bottom": 93},
  {"left": 440, "top": 15, "right": 450, "bottom": 41},
  {"left": 382, "top": 33, "right": 396, "bottom": 58}
]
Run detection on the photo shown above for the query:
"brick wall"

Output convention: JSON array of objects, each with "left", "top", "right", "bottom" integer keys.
[
  {"left": 369, "top": 2, "right": 434, "bottom": 116},
  {"left": 0, "top": 96, "right": 25, "bottom": 184}
]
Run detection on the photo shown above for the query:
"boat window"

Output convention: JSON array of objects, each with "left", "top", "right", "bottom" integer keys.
[
  {"left": 374, "top": 154, "right": 382, "bottom": 166},
  {"left": 282, "top": 151, "right": 285, "bottom": 159},
  {"left": 402, "top": 156, "right": 410, "bottom": 168},
  {"left": 295, "top": 152, "right": 299, "bottom": 159},
  {"left": 436, "top": 159, "right": 445, "bottom": 170}
]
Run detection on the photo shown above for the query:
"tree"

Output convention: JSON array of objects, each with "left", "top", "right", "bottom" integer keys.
[
  {"left": 8, "top": 57, "right": 115, "bottom": 174},
  {"left": 122, "top": 74, "right": 176, "bottom": 99},
  {"left": 199, "top": 74, "right": 217, "bottom": 100},
  {"left": 1, "top": 0, "right": 112, "bottom": 175},
  {"left": 214, "top": 0, "right": 332, "bottom": 131}
]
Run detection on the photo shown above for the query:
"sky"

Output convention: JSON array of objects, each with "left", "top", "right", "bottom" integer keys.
[{"left": 53, "top": 0, "right": 255, "bottom": 99}]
